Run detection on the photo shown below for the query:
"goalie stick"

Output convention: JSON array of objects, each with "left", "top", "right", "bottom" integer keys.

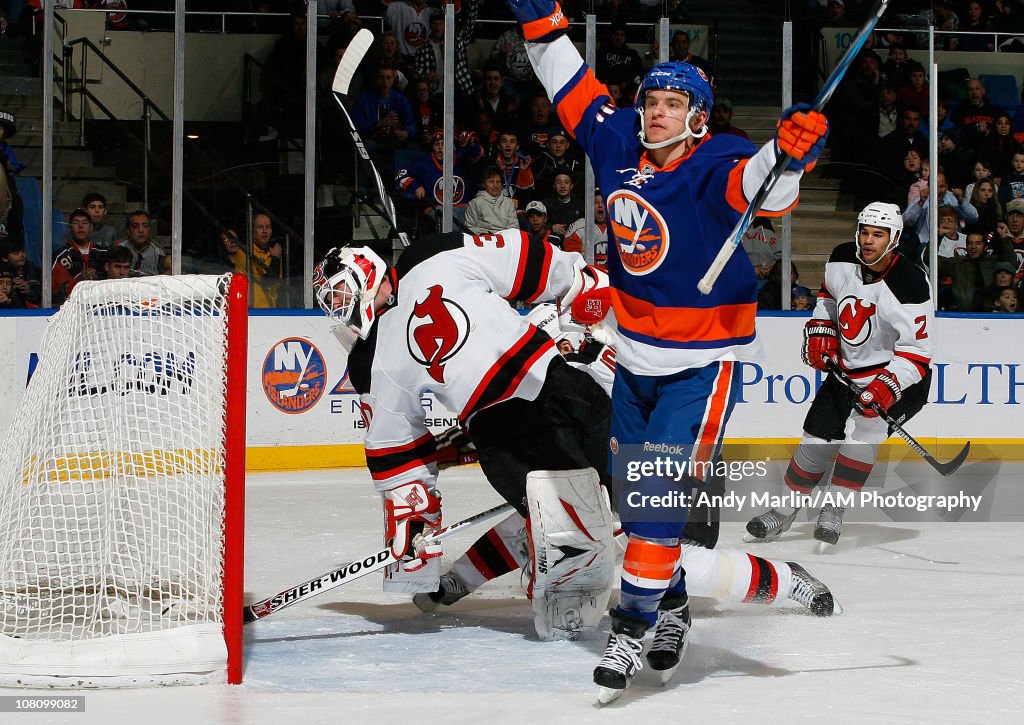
[
  {"left": 697, "top": 0, "right": 891, "bottom": 295},
  {"left": 826, "top": 359, "right": 970, "bottom": 476},
  {"left": 332, "top": 27, "right": 412, "bottom": 248},
  {"left": 243, "top": 501, "right": 513, "bottom": 624}
]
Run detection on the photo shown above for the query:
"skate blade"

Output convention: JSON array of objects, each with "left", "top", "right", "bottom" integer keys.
[
  {"left": 815, "top": 541, "right": 834, "bottom": 555},
  {"left": 833, "top": 599, "right": 844, "bottom": 615},
  {"left": 597, "top": 686, "right": 624, "bottom": 704},
  {"left": 411, "top": 594, "right": 441, "bottom": 613},
  {"left": 655, "top": 664, "right": 679, "bottom": 684},
  {"left": 650, "top": 637, "right": 689, "bottom": 685},
  {"left": 742, "top": 533, "right": 780, "bottom": 544}
]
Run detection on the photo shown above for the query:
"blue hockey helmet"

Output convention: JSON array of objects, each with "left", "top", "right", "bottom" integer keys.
[{"left": 634, "top": 62, "right": 714, "bottom": 149}]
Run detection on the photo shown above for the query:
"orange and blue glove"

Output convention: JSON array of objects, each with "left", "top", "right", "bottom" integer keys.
[
  {"left": 776, "top": 103, "right": 829, "bottom": 172},
  {"left": 508, "top": 0, "right": 569, "bottom": 43}
]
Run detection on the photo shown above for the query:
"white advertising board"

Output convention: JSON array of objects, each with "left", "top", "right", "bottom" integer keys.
[{"left": 0, "top": 313, "right": 1018, "bottom": 463}]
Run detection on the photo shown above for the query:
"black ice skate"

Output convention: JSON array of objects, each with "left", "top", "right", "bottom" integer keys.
[
  {"left": 787, "top": 562, "right": 838, "bottom": 616},
  {"left": 814, "top": 504, "right": 846, "bottom": 546},
  {"left": 745, "top": 507, "right": 800, "bottom": 542},
  {"left": 645, "top": 594, "right": 691, "bottom": 683},
  {"left": 412, "top": 572, "right": 469, "bottom": 613},
  {"left": 594, "top": 613, "right": 647, "bottom": 704}
]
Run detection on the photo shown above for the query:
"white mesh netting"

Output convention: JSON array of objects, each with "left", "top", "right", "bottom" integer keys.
[{"left": 0, "top": 275, "right": 236, "bottom": 685}]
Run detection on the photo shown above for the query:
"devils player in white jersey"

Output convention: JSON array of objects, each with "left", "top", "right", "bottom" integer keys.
[
  {"left": 313, "top": 232, "right": 618, "bottom": 640},
  {"left": 418, "top": 303, "right": 836, "bottom": 620},
  {"left": 746, "top": 202, "right": 934, "bottom": 546}
]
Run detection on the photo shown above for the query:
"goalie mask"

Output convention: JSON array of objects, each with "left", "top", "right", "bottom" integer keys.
[
  {"left": 634, "top": 61, "right": 713, "bottom": 150},
  {"left": 313, "top": 246, "right": 389, "bottom": 339},
  {"left": 526, "top": 303, "right": 584, "bottom": 353},
  {"left": 855, "top": 202, "right": 903, "bottom": 264}
]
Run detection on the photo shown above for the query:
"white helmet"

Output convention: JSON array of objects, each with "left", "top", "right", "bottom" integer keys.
[
  {"left": 526, "top": 303, "right": 584, "bottom": 353},
  {"left": 855, "top": 202, "right": 903, "bottom": 264},
  {"left": 313, "top": 246, "right": 389, "bottom": 340}
]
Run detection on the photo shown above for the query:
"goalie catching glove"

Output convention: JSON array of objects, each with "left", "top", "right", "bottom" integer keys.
[
  {"left": 801, "top": 319, "right": 838, "bottom": 371},
  {"left": 855, "top": 371, "right": 901, "bottom": 418},
  {"left": 383, "top": 481, "right": 443, "bottom": 571}
]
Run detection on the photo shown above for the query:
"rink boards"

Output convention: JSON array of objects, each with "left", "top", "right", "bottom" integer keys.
[{"left": 0, "top": 312, "right": 1017, "bottom": 469}]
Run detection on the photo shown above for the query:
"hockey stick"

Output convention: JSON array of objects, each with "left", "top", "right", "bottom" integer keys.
[
  {"left": 697, "top": 0, "right": 890, "bottom": 295},
  {"left": 332, "top": 27, "right": 412, "bottom": 248},
  {"left": 826, "top": 359, "right": 970, "bottom": 476},
  {"left": 243, "top": 501, "right": 514, "bottom": 624}
]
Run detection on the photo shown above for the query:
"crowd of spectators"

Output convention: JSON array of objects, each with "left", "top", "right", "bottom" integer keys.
[
  {"left": 810, "top": 1, "right": 1024, "bottom": 312},
  {"left": 4, "top": 2, "right": 1024, "bottom": 314},
  {"left": 296, "top": 0, "right": 709, "bottom": 248}
]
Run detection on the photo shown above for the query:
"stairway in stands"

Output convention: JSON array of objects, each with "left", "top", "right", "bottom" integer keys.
[
  {"left": 733, "top": 107, "right": 857, "bottom": 292},
  {"left": 2, "top": 34, "right": 128, "bottom": 236},
  {"left": 686, "top": 0, "right": 858, "bottom": 291}
]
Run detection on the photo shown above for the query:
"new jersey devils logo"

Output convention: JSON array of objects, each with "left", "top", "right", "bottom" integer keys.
[
  {"left": 837, "top": 296, "right": 877, "bottom": 346},
  {"left": 407, "top": 285, "right": 470, "bottom": 383}
]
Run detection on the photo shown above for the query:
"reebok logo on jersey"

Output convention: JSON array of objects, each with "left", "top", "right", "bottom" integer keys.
[
  {"left": 837, "top": 297, "right": 877, "bottom": 346},
  {"left": 606, "top": 189, "right": 670, "bottom": 275},
  {"left": 408, "top": 285, "right": 470, "bottom": 384}
]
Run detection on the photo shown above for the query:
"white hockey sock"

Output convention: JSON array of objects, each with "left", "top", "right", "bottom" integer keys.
[{"left": 680, "top": 543, "right": 793, "bottom": 606}]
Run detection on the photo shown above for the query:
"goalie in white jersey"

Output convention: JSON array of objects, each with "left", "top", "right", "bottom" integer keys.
[
  {"left": 746, "top": 202, "right": 934, "bottom": 546},
  {"left": 313, "top": 232, "right": 617, "bottom": 640}
]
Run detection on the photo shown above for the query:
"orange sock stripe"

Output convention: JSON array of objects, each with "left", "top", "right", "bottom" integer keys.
[{"left": 622, "top": 539, "right": 681, "bottom": 582}]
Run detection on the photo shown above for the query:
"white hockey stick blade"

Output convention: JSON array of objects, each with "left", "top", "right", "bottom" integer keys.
[{"left": 332, "top": 28, "right": 374, "bottom": 96}]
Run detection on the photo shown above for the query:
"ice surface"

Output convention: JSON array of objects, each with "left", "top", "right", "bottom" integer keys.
[{"left": 7, "top": 465, "right": 1024, "bottom": 724}]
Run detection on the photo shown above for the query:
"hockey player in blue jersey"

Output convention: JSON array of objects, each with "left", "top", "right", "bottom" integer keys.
[{"left": 507, "top": 0, "right": 829, "bottom": 702}]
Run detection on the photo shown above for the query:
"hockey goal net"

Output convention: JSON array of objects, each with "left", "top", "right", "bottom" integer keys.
[{"left": 0, "top": 274, "right": 247, "bottom": 687}]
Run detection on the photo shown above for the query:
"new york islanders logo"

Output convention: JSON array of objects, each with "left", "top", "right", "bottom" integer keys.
[
  {"left": 432, "top": 175, "right": 467, "bottom": 205},
  {"left": 606, "top": 189, "right": 669, "bottom": 275},
  {"left": 407, "top": 285, "right": 470, "bottom": 384},
  {"left": 262, "top": 338, "right": 327, "bottom": 414},
  {"left": 837, "top": 296, "right": 877, "bottom": 347},
  {"left": 404, "top": 22, "right": 428, "bottom": 50}
]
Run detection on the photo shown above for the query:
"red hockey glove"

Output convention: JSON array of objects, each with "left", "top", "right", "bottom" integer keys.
[
  {"left": 434, "top": 426, "right": 479, "bottom": 469},
  {"left": 801, "top": 319, "right": 838, "bottom": 371},
  {"left": 508, "top": 0, "right": 569, "bottom": 43},
  {"left": 383, "top": 482, "right": 442, "bottom": 568},
  {"left": 855, "top": 371, "right": 902, "bottom": 419},
  {"left": 562, "top": 265, "right": 610, "bottom": 325},
  {"left": 776, "top": 103, "right": 829, "bottom": 172}
]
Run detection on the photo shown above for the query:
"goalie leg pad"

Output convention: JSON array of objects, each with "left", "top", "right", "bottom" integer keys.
[{"left": 526, "top": 468, "right": 616, "bottom": 641}]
